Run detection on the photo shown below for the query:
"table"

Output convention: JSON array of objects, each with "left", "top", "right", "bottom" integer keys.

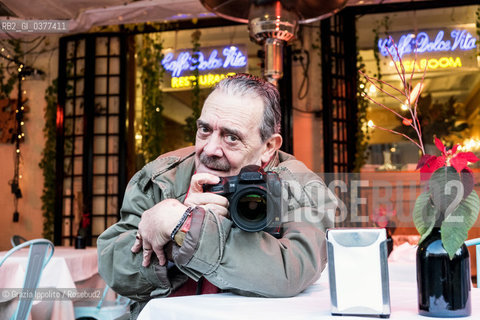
[
  {"left": 138, "top": 243, "right": 480, "bottom": 320},
  {"left": 0, "top": 246, "right": 102, "bottom": 319}
]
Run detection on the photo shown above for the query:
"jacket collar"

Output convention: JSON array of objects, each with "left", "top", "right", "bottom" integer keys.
[{"left": 150, "top": 146, "right": 291, "bottom": 201}]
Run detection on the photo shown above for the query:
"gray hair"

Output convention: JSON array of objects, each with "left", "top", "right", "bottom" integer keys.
[{"left": 213, "top": 73, "right": 281, "bottom": 142}]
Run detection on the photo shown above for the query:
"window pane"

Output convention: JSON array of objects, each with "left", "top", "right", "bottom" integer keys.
[{"left": 357, "top": 6, "right": 480, "bottom": 172}]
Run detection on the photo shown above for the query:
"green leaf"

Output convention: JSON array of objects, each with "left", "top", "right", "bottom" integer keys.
[
  {"left": 419, "top": 208, "right": 440, "bottom": 244},
  {"left": 429, "top": 166, "right": 462, "bottom": 215},
  {"left": 441, "top": 191, "right": 480, "bottom": 259},
  {"left": 413, "top": 191, "right": 437, "bottom": 243}
]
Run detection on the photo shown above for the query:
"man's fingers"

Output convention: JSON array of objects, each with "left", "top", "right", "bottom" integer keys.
[
  {"left": 131, "top": 234, "right": 142, "bottom": 253},
  {"left": 185, "top": 192, "right": 229, "bottom": 208},
  {"left": 142, "top": 240, "right": 153, "bottom": 267},
  {"left": 133, "top": 233, "right": 167, "bottom": 266},
  {"left": 153, "top": 244, "right": 166, "bottom": 266},
  {"left": 201, "top": 204, "right": 229, "bottom": 217},
  {"left": 190, "top": 173, "right": 220, "bottom": 192}
]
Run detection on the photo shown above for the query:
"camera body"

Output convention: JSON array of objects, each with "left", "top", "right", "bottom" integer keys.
[{"left": 203, "top": 165, "right": 282, "bottom": 237}]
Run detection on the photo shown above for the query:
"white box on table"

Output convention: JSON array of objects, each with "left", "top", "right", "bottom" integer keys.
[{"left": 326, "top": 228, "right": 391, "bottom": 318}]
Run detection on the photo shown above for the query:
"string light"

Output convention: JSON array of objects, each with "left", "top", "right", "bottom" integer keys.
[
  {"left": 458, "top": 138, "right": 480, "bottom": 152},
  {"left": 11, "top": 62, "right": 28, "bottom": 222},
  {"left": 3, "top": 45, "right": 42, "bottom": 222}
]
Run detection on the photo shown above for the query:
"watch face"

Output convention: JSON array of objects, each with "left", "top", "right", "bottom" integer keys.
[{"left": 174, "top": 230, "right": 186, "bottom": 247}]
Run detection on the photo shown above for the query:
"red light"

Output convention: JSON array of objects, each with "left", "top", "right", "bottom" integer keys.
[{"left": 56, "top": 104, "right": 64, "bottom": 128}]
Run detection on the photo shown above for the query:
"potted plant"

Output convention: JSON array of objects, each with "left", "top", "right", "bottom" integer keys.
[{"left": 360, "top": 37, "right": 480, "bottom": 317}]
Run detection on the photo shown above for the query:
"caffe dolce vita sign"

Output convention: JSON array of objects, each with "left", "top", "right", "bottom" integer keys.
[
  {"left": 378, "top": 28, "right": 478, "bottom": 73},
  {"left": 161, "top": 45, "right": 248, "bottom": 90}
]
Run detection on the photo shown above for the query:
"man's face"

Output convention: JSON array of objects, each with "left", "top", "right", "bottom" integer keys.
[{"left": 194, "top": 89, "right": 268, "bottom": 177}]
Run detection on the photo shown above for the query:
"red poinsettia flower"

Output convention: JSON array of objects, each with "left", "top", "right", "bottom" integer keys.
[
  {"left": 81, "top": 212, "right": 91, "bottom": 229},
  {"left": 417, "top": 137, "right": 479, "bottom": 196}
]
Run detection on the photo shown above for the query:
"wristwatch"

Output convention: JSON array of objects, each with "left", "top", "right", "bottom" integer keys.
[{"left": 170, "top": 206, "right": 195, "bottom": 246}]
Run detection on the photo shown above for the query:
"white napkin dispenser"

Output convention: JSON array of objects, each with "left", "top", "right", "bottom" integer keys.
[{"left": 326, "top": 228, "right": 391, "bottom": 318}]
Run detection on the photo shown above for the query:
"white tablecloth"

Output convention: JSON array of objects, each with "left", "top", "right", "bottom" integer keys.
[
  {"left": 0, "top": 246, "right": 101, "bottom": 320},
  {"left": 138, "top": 243, "right": 480, "bottom": 320}
]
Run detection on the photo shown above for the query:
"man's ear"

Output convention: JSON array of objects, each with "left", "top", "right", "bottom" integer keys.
[{"left": 261, "top": 133, "right": 283, "bottom": 165}]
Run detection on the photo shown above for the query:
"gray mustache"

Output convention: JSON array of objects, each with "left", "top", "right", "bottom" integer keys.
[{"left": 199, "top": 153, "right": 231, "bottom": 171}]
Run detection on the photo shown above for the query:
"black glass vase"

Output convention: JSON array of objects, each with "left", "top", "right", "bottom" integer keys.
[
  {"left": 416, "top": 227, "right": 471, "bottom": 317},
  {"left": 75, "top": 234, "right": 86, "bottom": 249}
]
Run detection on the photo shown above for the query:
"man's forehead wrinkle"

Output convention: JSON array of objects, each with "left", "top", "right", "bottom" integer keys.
[
  {"left": 206, "top": 92, "right": 252, "bottom": 109},
  {"left": 221, "top": 126, "right": 244, "bottom": 139},
  {"left": 209, "top": 100, "right": 245, "bottom": 109},
  {"left": 198, "top": 118, "right": 245, "bottom": 139}
]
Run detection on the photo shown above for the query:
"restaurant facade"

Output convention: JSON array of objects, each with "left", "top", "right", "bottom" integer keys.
[{"left": 0, "top": 1, "right": 479, "bottom": 261}]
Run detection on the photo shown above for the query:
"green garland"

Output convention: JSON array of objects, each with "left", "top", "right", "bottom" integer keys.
[
  {"left": 39, "top": 79, "right": 57, "bottom": 241},
  {"left": 184, "top": 30, "right": 202, "bottom": 144},
  {"left": 137, "top": 33, "right": 165, "bottom": 162},
  {"left": 372, "top": 16, "right": 390, "bottom": 82},
  {"left": 354, "top": 50, "right": 371, "bottom": 172},
  {"left": 352, "top": 16, "right": 390, "bottom": 172},
  {"left": 0, "top": 39, "right": 23, "bottom": 139},
  {"left": 0, "top": 62, "right": 16, "bottom": 100}
]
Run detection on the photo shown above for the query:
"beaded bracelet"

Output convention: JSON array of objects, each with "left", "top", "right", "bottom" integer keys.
[{"left": 170, "top": 206, "right": 195, "bottom": 242}]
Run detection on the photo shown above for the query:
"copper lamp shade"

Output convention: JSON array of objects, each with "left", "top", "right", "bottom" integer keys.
[
  {"left": 199, "top": 0, "right": 348, "bottom": 23},
  {"left": 200, "top": 0, "right": 348, "bottom": 83}
]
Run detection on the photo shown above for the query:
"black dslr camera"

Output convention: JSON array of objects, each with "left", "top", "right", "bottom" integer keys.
[{"left": 203, "top": 165, "right": 282, "bottom": 237}]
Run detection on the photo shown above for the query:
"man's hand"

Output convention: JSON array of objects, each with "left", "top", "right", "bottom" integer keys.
[
  {"left": 184, "top": 173, "right": 229, "bottom": 217},
  {"left": 131, "top": 173, "right": 230, "bottom": 267},
  {"left": 131, "top": 199, "right": 187, "bottom": 267}
]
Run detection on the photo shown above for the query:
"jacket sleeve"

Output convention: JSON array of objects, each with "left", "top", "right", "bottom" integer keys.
[
  {"left": 97, "top": 169, "right": 188, "bottom": 301},
  {"left": 172, "top": 163, "right": 337, "bottom": 297}
]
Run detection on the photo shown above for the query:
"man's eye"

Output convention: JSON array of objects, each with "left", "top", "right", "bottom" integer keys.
[
  {"left": 225, "top": 135, "right": 238, "bottom": 143},
  {"left": 198, "top": 126, "right": 210, "bottom": 134}
]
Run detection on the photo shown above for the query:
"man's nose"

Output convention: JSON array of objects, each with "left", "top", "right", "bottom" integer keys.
[{"left": 203, "top": 133, "right": 224, "bottom": 158}]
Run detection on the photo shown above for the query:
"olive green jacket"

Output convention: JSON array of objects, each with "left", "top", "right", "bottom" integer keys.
[{"left": 97, "top": 147, "right": 336, "bottom": 316}]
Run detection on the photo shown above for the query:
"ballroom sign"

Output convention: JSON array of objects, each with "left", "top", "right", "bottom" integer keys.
[
  {"left": 161, "top": 44, "right": 248, "bottom": 90},
  {"left": 377, "top": 28, "right": 478, "bottom": 73}
]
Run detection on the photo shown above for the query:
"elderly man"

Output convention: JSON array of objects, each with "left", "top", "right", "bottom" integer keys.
[{"left": 98, "top": 73, "right": 337, "bottom": 318}]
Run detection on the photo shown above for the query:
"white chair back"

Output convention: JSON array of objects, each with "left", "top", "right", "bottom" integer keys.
[{"left": 0, "top": 239, "right": 54, "bottom": 320}]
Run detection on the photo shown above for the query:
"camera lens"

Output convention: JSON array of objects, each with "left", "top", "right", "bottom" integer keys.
[
  {"left": 237, "top": 193, "right": 267, "bottom": 222},
  {"left": 230, "top": 187, "right": 271, "bottom": 232}
]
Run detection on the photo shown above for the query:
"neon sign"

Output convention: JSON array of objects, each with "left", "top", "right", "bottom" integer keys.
[
  {"left": 171, "top": 73, "right": 236, "bottom": 89},
  {"left": 162, "top": 45, "right": 247, "bottom": 77},
  {"left": 378, "top": 29, "right": 477, "bottom": 58},
  {"left": 395, "top": 56, "right": 463, "bottom": 72}
]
